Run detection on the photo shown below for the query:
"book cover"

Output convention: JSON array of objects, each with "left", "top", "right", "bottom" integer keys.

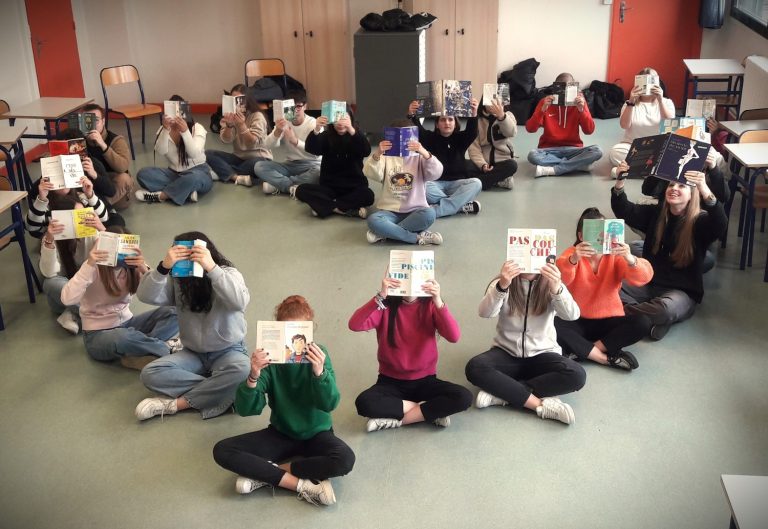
[
  {"left": 383, "top": 126, "right": 419, "bottom": 157},
  {"left": 625, "top": 133, "right": 709, "bottom": 184},
  {"left": 222, "top": 95, "right": 246, "bottom": 115},
  {"left": 171, "top": 239, "right": 207, "bottom": 278},
  {"left": 685, "top": 99, "right": 716, "bottom": 120},
  {"left": 387, "top": 250, "right": 435, "bottom": 297},
  {"left": 415, "top": 80, "right": 473, "bottom": 117},
  {"left": 482, "top": 83, "right": 511, "bottom": 107},
  {"left": 48, "top": 138, "right": 87, "bottom": 160},
  {"left": 163, "top": 100, "right": 190, "bottom": 121},
  {"left": 506, "top": 229, "right": 557, "bottom": 273},
  {"left": 273, "top": 99, "right": 296, "bottom": 123},
  {"left": 66, "top": 113, "right": 97, "bottom": 133},
  {"left": 95, "top": 233, "right": 141, "bottom": 267},
  {"left": 256, "top": 320, "right": 314, "bottom": 364},
  {"left": 660, "top": 117, "right": 709, "bottom": 142},
  {"left": 51, "top": 207, "right": 97, "bottom": 240},
  {"left": 634, "top": 74, "right": 659, "bottom": 96},
  {"left": 40, "top": 154, "right": 84, "bottom": 190},
  {"left": 551, "top": 82, "right": 579, "bottom": 106},
  {"left": 415, "top": 81, "right": 439, "bottom": 117},
  {"left": 581, "top": 219, "right": 625, "bottom": 254},
  {"left": 321, "top": 100, "right": 347, "bottom": 123}
]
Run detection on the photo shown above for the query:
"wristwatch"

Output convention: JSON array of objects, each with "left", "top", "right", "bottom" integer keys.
[{"left": 625, "top": 100, "right": 635, "bottom": 107}]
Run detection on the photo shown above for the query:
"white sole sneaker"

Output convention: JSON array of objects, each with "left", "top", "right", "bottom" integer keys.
[{"left": 236, "top": 476, "right": 269, "bottom": 494}]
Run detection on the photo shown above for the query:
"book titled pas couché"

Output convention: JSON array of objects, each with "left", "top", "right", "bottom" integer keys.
[
  {"left": 506, "top": 229, "right": 557, "bottom": 273},
  {"left": 273, "top": 99, "right": 296, "bottom": 123},
  {"left": 551, "top": 81, "right": 579, "bottom": 106},
  {"left": 581, "top": 219, "right": 625, "bottom": 255},
  {"left": 95, "top": 232, "right": 140, "bottom": 267},
  {"left": 222, "top": 94, "right": 245, "bottom": 115},
  {"left": 67, "top": 113, "right": 97, "bottom": 134},
  {"left": 383, "top": 126, "right": 419, "bottom": 157},
  {"left": 163, "top": 100, "right": 190, "bottom": 121},
  {"left": 256, "top": 320, "right": 314, "bottom": 364},
  {"left": 41, "top": 154, "right": 84, "bottom": 190},
  {"left": 415, "top": 80, "right": 473, "bottom": 117},
  {"left": 51, "top": 208, "right": 97, "bottom": 240},
  {"left": 482, "top": 83, "right": 511, "bottom": 107},
  {"left": 321, "top": 100, "right": 347, "bottom": 123},
  {"left": 387, "top": 250, "right": 435, "bottom": 297},
  {"left": 171, "top": 239, "right": 207, "bottom": 278},
  {"left": 625, "top": 133, "right": 710, "bottom": 185}
]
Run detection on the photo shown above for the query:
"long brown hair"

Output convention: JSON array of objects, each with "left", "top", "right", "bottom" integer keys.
[
  {"left": 503, "top": 276, "right": 552, "bottom": 317},
  {"left": 97, "top": 226, "right": 142, "bottom": 298},
  {"left": 652, "top": 185, "right": 702, "bottom": 267}
]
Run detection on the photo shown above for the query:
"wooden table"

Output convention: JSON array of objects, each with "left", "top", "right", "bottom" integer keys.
[
  {"left": 721, "top": 475, "right": 768, "bottom": 529},
  {"left": 0, "top": 97, "right": 94, "bottom": 140},
  {"left": 0, "top": 125, "right": 32, "bottom": 193},
  {"left": 683, "top": 59, "right": 745, "bottom": 119},
  {"left": 0, "top": 190, "right": 42, "bottom": 330}
]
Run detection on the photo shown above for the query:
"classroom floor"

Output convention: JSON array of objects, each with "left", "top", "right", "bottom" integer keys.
[{"left": 0, "top": 116, "right": 766, "bottom": 529}]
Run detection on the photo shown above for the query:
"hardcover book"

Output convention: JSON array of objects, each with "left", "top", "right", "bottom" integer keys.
[
  {"left": 634, "top": 74, "right": 659, "bottom": 96},
  {"left": 50, "top": 208, "right": 97, "bottom": 240},
  {"left": 321, "top": 100, "right": 347, "bottom": 123},
  {"left": 415, "top": 80, "right": 473, "bottom": 117},
  {"left": 387, "top": 250, "right": 435, "bottom": 297},
  {"left": 581, "top": 219, "right": 625, "bottom": 254},
  {"left": 624, "top": 133, "right": 710, "bottom": 184},
  {"left": 551, "top": 82, "right": 579, "bottom": 106},
  {"left": 506, "top": 229, "right": 557, "bottom": 273},
  {"left": 383, "top": 126, "right": 419, "bottom": 157},
  {"left": 482, "top": 83, "right": 511, "bottom": 107},
  {"left": 171, "top": 239, "right": 207, "bottom": 278},
  {"left": 222, "top": 95, "right": 246, "bottom": 115},
  {"left": 95, "top": 233, "right": 141, "bottom": 267},
  {"left": 256, "top": 320, "right": 314, "bottom": 364},
  {"left": 273, "top": 99, "right": 296, "bottom": 122},
  {"left": 40, "top": 154, "right": 84, "bottom": 190}
]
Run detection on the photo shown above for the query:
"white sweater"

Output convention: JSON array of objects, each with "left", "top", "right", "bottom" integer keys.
[
  {"left": 154, "top": 124, "right": 207, "bottom": 171},
  {"left": 619, "top": 98, "right": 676, "bottom": 144},
  {"left": 264, "top": 117, "right": 321, "bottom": 162}
]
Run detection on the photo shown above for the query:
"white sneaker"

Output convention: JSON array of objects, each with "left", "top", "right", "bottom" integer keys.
[
  {"left": 536, "top": 397, "right": 575, "bottom": 425},
  {"left": 475, "top": 390, "right": 507, "bottom": 409},
  {"left": 417, "top": 230, "right": 443, "bottom": 245},
  {"left": 288, "top": 184, "right": 298, "bottom": 200},
  {"left": 235, "top": 476, "right": 269, "bottom": 494},
  {"left": 234, "top": 174, "right": 253, "bottom": 187},
  {"left": 534, "top": 165, "right": 555, "bottom": 178},
  {"left": 433, "top": 416, "right": 451, "bottom": 428},
  {"left": 296, "top": 479, "right": 336, "bottom": 506},
  {"left": 135, "top": 189, "right": 162, "bottom": 203},
  {"left": 56, "top": 310, "right": 80, "bottom": 334},
  {"left": 366, "top": 230, "right": 384, "bottom": 244},
  {"left": 165, "top": 337, "right": 183, "bottom": 354},
  {"left": 366, "top": 417, "right": 403, "bottom": 432},
  {"left": 188, "top": 190, "right": 198, "bottom": 203},
  {"left": 135, "top": 397, "right": 177, "bottom": 421},
  {"left": 497, "top": 175, "right": 515, "bottom": 189},
  {"left": 262, "top": 182, "right": 279, "bottom": 195},
  {"left": 209, "top": 168, "right": 219, "bottom": 181}
]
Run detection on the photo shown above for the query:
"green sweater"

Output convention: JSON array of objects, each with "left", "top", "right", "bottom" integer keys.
[{"left": 234, "top": 345, "right": 340, "bottom": 440}]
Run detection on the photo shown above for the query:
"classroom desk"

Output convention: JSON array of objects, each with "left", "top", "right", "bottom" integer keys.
[
  {"left": 0, "top": 97, "right": 93, "bottom": 140},
  {"left": 0, "top": 190, "right": 42, "bottom": 330},
  {"left": 719, "top": 119, "right": 768, "bottom": 138},
  {"left": 720, "top": 475, "right": 768, "bottom": 529},
  {"left": 0, "top": 125, "right": 32, "bottom": 193},
  {"left": 683, "top": 59, "right": 745, "bottom": 119}
]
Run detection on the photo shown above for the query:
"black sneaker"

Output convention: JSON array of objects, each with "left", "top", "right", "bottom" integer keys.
[
  {"left": 649, "top": 324, "right": 671, "bottom": 341},
  {"left": 607, "top": 350, "right": 639, "bottom": 371},
  {"left": 460, "top": 201, "right": 481, "bottom": 215}
]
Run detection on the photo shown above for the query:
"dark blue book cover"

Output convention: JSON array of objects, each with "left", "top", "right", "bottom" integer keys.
[
  {"left": 383, "top": 126, "right": 419, "bottom": 157},
  {"left": 625, "top": 133, "right": 709, "bottom": 184}
]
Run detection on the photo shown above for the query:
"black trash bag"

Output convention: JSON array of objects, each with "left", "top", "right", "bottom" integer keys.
[
  {"left": 589, "top": 80, "right": 625, "bottom": 119},
  {"left": 411, "top": 12, "right": 436, "bottom": 29},
  {"left": 360, "top": 12, "right": 385, "bottom": 31},
  {"left": 498, "top": 57, "right": 540, "bottom": 100},
  {"left": 266, "top": 73, "right": 305, "bottom": 97},
  {"left": 382, "top": 8, "right": 410, "bottom": 30}
]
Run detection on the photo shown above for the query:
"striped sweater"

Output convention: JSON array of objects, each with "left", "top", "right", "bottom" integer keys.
[{"left": 26, "top": 192, "right": 109, "bottom": 239}]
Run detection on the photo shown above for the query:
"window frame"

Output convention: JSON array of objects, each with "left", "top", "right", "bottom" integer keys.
[{"left": 731, "top": 0, "right": 768, "bottom": 38}]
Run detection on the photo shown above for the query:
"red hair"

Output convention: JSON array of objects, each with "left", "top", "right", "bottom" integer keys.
[{"left": 274, "top": 295, "right": 314, "bottom": 321}]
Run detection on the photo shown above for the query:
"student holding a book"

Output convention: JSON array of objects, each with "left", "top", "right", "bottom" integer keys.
[
  {"left": 349, "top": 274, "right": 472, "bottom": 432},
  {"left": 363, "top": 120, "right": 444, "bottom": 245},
  {"left": 526, "top": 73, "right": 602, "bottom": 177},
  {"left": 294, "top": 108, "right": 375, "bottom": 218},
  {"left": 134, "top": 232, "right": 250, "bottom": 420},
  {"left": 135, "top": 95, "right": 213, "bottom": 205},
  {"left": 254, "top": 89, "right": 322, "bottom": 197},
  {"left": 608, "top": 68, "right": 675, "bottom": 178},
  {"left": 465, "top": 260, "right": 586, "bottom": 425},
  {"left": 205, "top": 84, "right": 272, "bottom": 186},
  {"left": 213, "top": 295, "right": 354, "bottom": 507},
  {"left": 554, "top": 207, "right": 653, "bottom": 370},
  {"left": 59, "top": 227, "right": 181, "bottom": 370},
  {"left": 611, "top": 161, "right": 727, "bottom": 340},
  {"left": 406, "top": 99, "right": 482, "bottom": 216},
  {"left": 468, "top": 96, "right": 518, "bottom": 190}
]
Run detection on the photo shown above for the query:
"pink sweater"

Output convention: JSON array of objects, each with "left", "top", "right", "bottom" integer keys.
[
  {"left": 348, "top": 297, "right": 460, "bottom": 380},
  {"left": 60, "top": 262, "right": 136, "bottom": 331}
]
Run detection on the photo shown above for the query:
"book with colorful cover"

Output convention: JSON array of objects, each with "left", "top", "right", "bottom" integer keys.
[
  {"left": 95, "top": 232, "right": 140, "bottom": 266},
  {"left": 415, "top": 80, "right": 473, "bottom": 117},
  {"left": 506, "top": 229, "right": 557, "bottom": 273},
  {"left": 40, "top": 154, "right": 84, "bottom": 190},
  {"left": 625, "top": 133, "right": 710, "bottom": 184},
  {"left": 222, "top": 95, "right": 245, "bottom": 115},
  {"left": 48, "top": 138, "right": 87, "bottom": 161},
  {"left": 163, "top": 100, "right": 191, "bottom": 120},
  {"left": 273, "top": 99, "right": 296, "bottom": 122},
  {"left": 383, "top": 126, "right": 419, "bottom": 157},
  {"left": 582, "top": 219, "right": 625, "bottom": 254},
  {"left": 685, "top": 99, "right": 717, "bottom": 120},
  {"left": 321, "top": 100, "right": 347, "bottom": 123},
  {"left": 387, "top": 250, "right": 435, "bottom": 297},
  {"left": 171, "top": 239, "right": 207, "bottom": 278},
  {"left": 634, "top": 74, "right": 659, "bottom": 96},
  {"left": 256, "top": 320, "right": 314, "bottom": 364},
  {"left": 66, "top": 113, "right": 97, "bottom": 133},
  {"left": 482, "top": 83, "right": 511, "bottom": 107},
  {"left": 660, "top": 117, "right": 709, "bottom": 143},
  {"left": 551, "top": 82, "right": 579, "bottom": 106},
  {"left": 50, "top": 208, "right": 97, "bottom": 240}
]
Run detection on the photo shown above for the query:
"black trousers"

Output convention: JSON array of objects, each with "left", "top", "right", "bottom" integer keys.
[
  {"left": 554, "top": 315, "right": 651, "bottom": 359},
  {"left": 355, "top": 374, "right": 472, "bottom": 422},
  {"left": 468, "top": 159, "right": 518, "bottom": 190},
  {"left": 295, "top": 183, "right": 374, "bottom": 218},
  {"left": 465, "top": 347, "right": 586, "bottom": 408},
  {"left": 213, "top": 426, "right": 355, "bottom": 486}
]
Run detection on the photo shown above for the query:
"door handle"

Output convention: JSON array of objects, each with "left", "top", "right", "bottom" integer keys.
[
  {"left": 457, "top": 28, "right": 465, "bottom": 35},
  {"left": 305, "top": 30, "right": 313, "bottom": 37},
  {"left": 444, "top": 29, "right": 449, "bottom": 36},
  {"left": 619, "top": 1, "right": 632, "bottom": 23},
  {"left": 294, "top": 31, "right": 298, "bottom": 38}
]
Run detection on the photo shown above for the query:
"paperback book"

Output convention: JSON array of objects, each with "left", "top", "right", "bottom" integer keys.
[
  {"left": 660, "top": 117, "right": 709, "bottom": 142},
  {"left": 482, "top": 83, "right": 511, "bottom": 107},
  {"left": 171, "top": 239, "right": 207, "bottom": 278},
  {"left": 624, "top": 133, "right": 710, "bottom": 184},
  {"left": 163, "top": 100, "right": 191, "bottom": 121},
  {"left": 273, "top": 99, "right": 296, "bottom": 122},
  {"left": 66, "top": 113, "right": 97, "bottom": 134},
  {"left": 321, "top": 100, "right": 347, "bottom": 123},
  {"left": 506, "top": 229, "right": 557, "bottom": 273},
  {"left": 50, "top": 208, "right": 97, "bottom": 240},
  {"left": 383, "top": 126, "right": 419, "bottom": 157},
  {"left": 634, "top": 74, "right": 660, "bottom": 96},
  {"left": 95, "top": 232, "right": 140, "bottom": 267},
  {"left": 387, "top": 250, "right": 435, "bottom": 297},
  {"left": 685, "top": 99, "right": 717, "bottom": 120},
  {"left": 415, "top": 80, "right": 473, "bottom": 117},
  {"left": 222, "top": 94, "right": 246, "bottom": 115},
  {"left": 40, "top": 154, "right": 84, "bottom": 190},
  {"left": 551, "top": 82, "right": 579, "bottom": 106},
  {"left": 581, "top": 219, "right": 625, "bottom": 254},
  {"left": 48, "top": 138, "right": 87, "bottom": 161},
  {"left": 256, "top": 320, "right": 314, "bottom": 364}
]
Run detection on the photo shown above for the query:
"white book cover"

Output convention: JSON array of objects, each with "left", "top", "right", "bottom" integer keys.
[
  {"left": 634, "top": 74, "right": 659, "bottom": 96},
  {"left": 95, "top": 232, "right": 140, "bottom": 267},
  {"left": 685, "top": 99, "right": 716, "bottom": 119},
  {"left": 40, "top": 154, "right": 83, "bottom": 190},
  {"left": 506, "top": 229, "right": 557, "bottom": 273},
  {"left": 387, "top": 250, "right": 435, "bottom": 297},
  {"left": 482, "top": 83, "right": 510, "bottom": 106},
  {"left": 51, "top": 208, "right": 97, "bottom": 240},
  {"left": 222, "top": 95, "right": 245, "bottom": 115},
  {"left": 273, "top": 99, "right": 296, "bottom": 122},
  {"left": 256, "top": 320, "right": 314, "bottom": 364}
]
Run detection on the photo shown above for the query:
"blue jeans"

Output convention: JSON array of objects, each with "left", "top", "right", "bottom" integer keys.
[
  {"left": 205, "top": 150, "right": 267, "bottom": 181},
  {"left": 367, "top": 208, "right": 436, "bottom": 244},
  {"left": 136, "top": 164, "right": 214, "bottom": 205},
  {"left": 254, "top": 159, "right": 321, "bottom": 193},
  {"left": 527, "top": 145, "right": 603, "bottom": 175},
  {"left": 42, "top": 276, "right": 76, "bottom": 315},
  {"left": 425, "top": 178, "right": 482, "bottom": 217},
  {"left": 140, "top": 342, "right": 250, "bottom": 419},
  {"left": 83, "top": 307, "right": 179, "bottom": 363}
]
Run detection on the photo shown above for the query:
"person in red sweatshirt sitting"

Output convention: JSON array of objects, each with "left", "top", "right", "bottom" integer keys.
[{"left": 525, "top": 73, "right": 603, "bottom": 177}]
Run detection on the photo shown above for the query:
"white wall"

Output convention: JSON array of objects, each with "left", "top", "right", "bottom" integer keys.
[{"left": 700, "top": 0, "right": 768, "bottom": 60}]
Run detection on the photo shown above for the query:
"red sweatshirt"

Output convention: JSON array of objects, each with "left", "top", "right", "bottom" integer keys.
[
  {"left": 525, "top": 99, "right": 596, "bottom": 148},
  {"left": 348, "top": 297, "right": 460, "bottom": 380}
]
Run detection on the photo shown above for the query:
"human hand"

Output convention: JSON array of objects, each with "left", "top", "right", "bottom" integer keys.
[
  {"left": 233, "top": 111, "right": 245, "bottom": 126},
  {"left": 122, "top": 246, "right": 147, "bottom": 269},
  {"left": 45, "top": 218, "right": 65, "bottom": 239},
  {"left": 162, "top": 115, "right": 174, "bottom": 130},
  {"left": 190, "top": 243, "right": 215, "bottom": 272},
  {"left": 615, "top": 161, "right": 630, "bottom": 189},
  {"left": 38, "top": 177, "right": 54, "bottom": 201},
  {"left": 174, "top": 117, "right": 189, "bottom": 133},
  {"left": 610, "top": 241, "right": 634, "bottom": 264},
  {"left": 651, "top": 85, "right": 664, "bottom": 99},
  {"left": 629, "top": 85, "right": 643, "bottom": 103},
  {"left": 162, "top": 244, "right": 192, "bottom": 269},
  {"left": 575, "top": 92, "right": 586, "bottom": 112},
  {"left": 378, "top": 140, "right": 392, "bottom": 156},
  {"left": 539, "top": 263, "right": 562, "bottom": 294},
  {"left": 86, "top": 129, "right": 107, "bottom": 149},
  {"left": 487, "top": 99, "right": 505, "bottom": 119},
  {"left": 705, "top": 150, "right": 717, "bottom": 169},
  {"left": 706, "top": 117, "right": 719, "bottom": 132},
  {"left": 482, "top": 164, "right": 493, "bottom": 173},
  {"left": 541, "top": 95, "right": 555, "bottom": 112},
  {"left": 82, "top": 157, "right": 97, "bottom": 179},
  {"left": 81, "top": 210, "right": 105, "bottom": 232},
  {"left": 306, "top": 342, "right": 326, "bottom": 377},
  {"left": 336, "top": 115, "right": 354, "bottom": 134},
  {"left": 421, "top": 279, "right": 443, "bottom": 308},
  {"left": 408, "top": 140, "right": 429, "bottom": 157},
  {"left": 498, "top": 260, "right": 521, "bottom": 289},
  {"left": 80, "top": 176, "right": 93, "bottom": 197},
  {"left": 408, "top": 100, "right": 420, "bottom": 116},
  {"left": 87, "top": 245, "right": 110, "bottom": 266},
  {"left": 283, "top": 124, "right": 298, "bottom": 145},
  {"left": 380, "top": 276, "right": 401, "bottom": 298},
  {"left": 249, "top": 348, "right": 270, "bottom": 379},
  {"left": 573, "top": 241, "right": 596, "bottom": 261},
  {"left": 470, "top": 98, "right": 479, "bottom": 117},
  {"left": 314, "top": 116, "right": 328, "bottom": 133}
]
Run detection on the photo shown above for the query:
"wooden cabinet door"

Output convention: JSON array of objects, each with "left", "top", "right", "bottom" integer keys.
[
  {"left": 455, "top": 0, "right": 498, "bottom": 95},
  {"left": 300, "top": 0, "right": 351, "bottom": 107},
  {"left": 259, "top": 0, "right": 307, "bottom": 86},
  {"left": 408, "top": 0, "right": 456, "bottom": 81}
]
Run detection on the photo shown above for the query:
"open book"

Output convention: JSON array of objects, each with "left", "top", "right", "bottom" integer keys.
[
  {"left": 387, "top": 250, "right": 435, "bottom": 297},
  {"left": 625, "top": 133, "right": 710, "bottom": 185},
  {"left": 163, "top": 100, "right": 191, "bottom": 120},
  {"left": 95, "top": 232, "right": 140, "bottom": 267},
  {"left": 506, "top": 229, "right": 557, "bottom": 273},
  {"left": 416, "top": 80, "right": 473, "bottom": 117},
  {"left": 321, "top": 100, "right": 347, "bottom": 123},
  {"left": 551, "top": 82, "right": 579, "bottom": 106},
  {"left": 482, "top": 83, "right": 511, "bottom": 107},
  {"left": 51, "top": 208, "right": 97, "bottom": 240},
  {"left": 273, "top": 99, "right": 296, "bottom": 122},
  {"left": 582, "top": 219, "right": 624, "bottom": 254},
  {"left": 685, "top": 99, "right": 716, "bottom": 120},
  {"left": 383, "top": 126, "right": 419, "bottom": 157},
  {"left": 256, "top": 320, "right": 314, "bottom": 364},
  {"left": 171, "top": 239, "right": 207, "bottom": 278},
  {"left": 222, "top": 94, "right": 245, "bottom": 115},
  {"left": 66, "top": 113, "right": 97, "bottom": 134},
  {"left": 634, "top": 74, "right": 659, "bottom": 96},
  {"left": 41, "top": 154, "right": 84, "bottom": 190}
]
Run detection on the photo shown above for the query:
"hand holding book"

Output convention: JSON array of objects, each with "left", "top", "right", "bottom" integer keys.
[
  {"left": 420, "top": 279, "right": 443, "bottom": 309},
  {"left": 306, "top": 343, "right": 326, "bottom": 377},
  {"left": 122, "top": 246, "right": 147, "bottom": 270},
  {"left": 86, "top": 129, "right": 107, "bottom": 150},
  {"left": 87, "top": 246, "right": 111, "bottom": 267},
  {"left": 539, "top": 263, "right": 562, "bottom": 295},
  {"left": 190, "top": 244, "right": 216, "bottom": 273},
  {"left": 499, "top": 260, "right": 522, "bottom": 289},
  {"left": 379, "top": 276, "right": 401, "bottom": 298},
  {"left": 609, "top": 242, "right": 636, "bottom": 266},
  {"left": 162, "top": 244, "right": 193, "bottom": 270},
  {"left": 80, "top": 208, "right": 104, "bottom": 233},
  {"left": 314, "top": 116, "right": 328, "bottom": 134},
  {"left": 249, "top": 349, "right": 270, "bottom": 384},
  {"left": 573, "top": 241, "right": 597, "bottom": 261}
]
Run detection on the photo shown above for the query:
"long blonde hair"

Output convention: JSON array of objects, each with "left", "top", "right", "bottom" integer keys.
[
  {"left": 501, "top": 275, "right": 552, "bottom": 317},
  {"left": 652, "top": 186, "right": 702, "bottom": 267}
]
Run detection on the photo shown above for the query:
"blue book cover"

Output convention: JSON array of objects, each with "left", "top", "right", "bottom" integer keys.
[
  {"left": 625, "top": 133, "right": 709, "bottom": 185},
  {"left": 383, "top": 126, "right": 419, "bottom": 157},
  {"left": 171, "top": 241, "right": 195, "bottom": 277},
  {"left": 321, "top": 100, "right": 346, "bottom": 123}
]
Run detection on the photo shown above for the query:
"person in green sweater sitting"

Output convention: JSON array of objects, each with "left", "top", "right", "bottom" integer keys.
[{"left": 212, "top": 295, "right": 354, "bottom": 507}]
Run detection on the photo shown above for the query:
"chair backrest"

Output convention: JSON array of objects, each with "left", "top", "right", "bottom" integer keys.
[
  {"left": 739, "top": 130, "right": 768, "bottom": 143},
  {"left": 739, "top": 108, "right": 768, "bottom": 121},
  {"left": 244, "top": 58, "right": 286, "bottom": 86},
  {"left": 0, "top": 99, "right": 9, "bottom": 116},
  {"left": 100, "top": 65, "right": 146, "bottom": 109}
]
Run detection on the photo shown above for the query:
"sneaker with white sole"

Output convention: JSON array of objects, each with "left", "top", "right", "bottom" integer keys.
[
  {"left": 417, "top": 230, "right": 443, "bottom": 245},
  {"left": 357, "top": 207, "right": 368, "bottom": 219},
  {"left": 460, "top": 201, "right": 481, "bottom": 215},
  {"left": 236, "top": 476, "right": 269, "bottom": 494},
  {"left": 497, "top": 175, "right": 515, "bottom": 189},
  {"left": 433, "top": 416, "right": 451, "bottom": 428},
  {"left": 366, "top": 417, "right": 402, "bottom": 432},
  {"left": 536, "top": 397, "right": 575, "bottom": 425},
  {"left": 288, "top": 184, "right": 298, "bottom": 200},
  {"left": 135, "top": 397, "right": 178, "bottom": 421},
  {"left": 189, "top": 190, "right": 198, "bottom": 203},
  {"left": 366, "top": 230, "right": 384, "bottom": 244},
  {"left": 165, "top": 337, "right": 183, "bottom": 354},
  {"left": 234, "top": 174, "right": 253, "bottom": 187},
  {"left": 296, "top": 479, "right": 336, "bottom": 506},
  {"left": 56, "top": 309, "right": 80, "bottom": 335},
  {"left": 262, "top": 182, "right": 279, "bottom": 195},
  {"left": 607, "top": 349, "right": 639, "bottom": 371},
  {"left": 135, "top": 190, "right": 162, "bottom": 203},
  {"left": 475, "top": 390, "right": 507, "bottom": 409},
  {"left": 534, "top": 165, "right": 556, "bottom": 178},
  {"left": 120, "top": 355, "right": 157, "bottom": 371}
]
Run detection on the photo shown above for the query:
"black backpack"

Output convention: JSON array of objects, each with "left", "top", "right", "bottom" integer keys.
[{"left": 589, "top": 81, "right": 625, "bottom": 119}]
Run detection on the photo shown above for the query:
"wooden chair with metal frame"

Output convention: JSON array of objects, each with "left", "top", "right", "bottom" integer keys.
[
  {"left": 739, "top": 108, "right": 768, "bottom": 121},
  {"left": 0, "top": 99, "right": 9, "bottom": 168},
  {"left": 244, "top": 58, "right": 287, "bottom": 90},
  {"left": 100, "top": 65, "right": 162, "bottom": 160}
]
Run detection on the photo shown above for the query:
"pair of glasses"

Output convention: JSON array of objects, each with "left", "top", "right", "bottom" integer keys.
[{"left": 295, "top": 103, "right": 306, "bottom": 109}]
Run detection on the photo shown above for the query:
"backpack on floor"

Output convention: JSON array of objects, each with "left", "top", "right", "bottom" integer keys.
[{"left": 589, "top": 81, "right": 625, "bottom": 119}]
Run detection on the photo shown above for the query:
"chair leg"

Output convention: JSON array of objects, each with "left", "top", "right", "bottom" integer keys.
[
  {"left": 0, "top": 302, "right": 4, "bottom": 331},
  {"left": 737, "top": 191, "right": 747, "bottom": 238},
  {"left": 141, "top": 116, "right": 146, "bottom": 144},
  {"left": 740, "top": 205, "right": 751, "bottom": 270},
  {"left": 748, "top": 205, "right": 756, "bottom": 267},
  {"left": 124, "top": 117, "right": 136, "bottom": 160}
]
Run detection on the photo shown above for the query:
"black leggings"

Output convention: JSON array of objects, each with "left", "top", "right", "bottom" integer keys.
[
  {"left": 355, "top": 374, "right": 472, "bottom": 422},
  {"left": 554, "top": 315, "right": 651, "bottom": 359},
  {"left": 212, "top": 426, "right": 355, "bottom": 486},
  {"left": 294, "top": 183, "right": 374, "bottom": 218},
  {"left": 465, "top": 348, "right": 586, "bottom": 408},
  {"left": 469, "top": 159, "right": 518, "bottom": 190}
]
